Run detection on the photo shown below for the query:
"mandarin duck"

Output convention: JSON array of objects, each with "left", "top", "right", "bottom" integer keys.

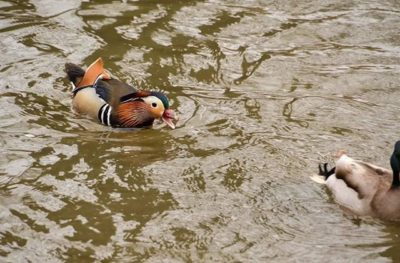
[
  {"left": 311, "top": 141, "right": 400, "bottom": 221},
  {"left": 65, "top": 58, "right": 176, "bottom": 129}
]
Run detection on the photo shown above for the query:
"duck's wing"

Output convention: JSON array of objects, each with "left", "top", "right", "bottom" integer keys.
[
  {"left": 326, "top": 174, "right": 371, "bottom": 216},
  {"left": 335, "top": 155, "right": 391, "bottom": 199},
  {"left": 310, "top": 174, "right": 327, "bottom": 184},
  {"left": 356, "top": 161, "right": 392, "bottom": 182},
  {"left": 321, "top": 155, "right": 392, "bottom": 216},
  {"left": 95, "top": 79, "right": 137, "bottom": 109}
]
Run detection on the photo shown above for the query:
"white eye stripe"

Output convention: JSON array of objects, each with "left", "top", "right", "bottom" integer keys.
[{"left": 142, "top": 96, "right": 164, "bottom": 110}]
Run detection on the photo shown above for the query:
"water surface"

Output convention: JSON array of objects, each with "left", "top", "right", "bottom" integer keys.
[{"left": 1, "top": 0, "right": 400, "bottom": 262}]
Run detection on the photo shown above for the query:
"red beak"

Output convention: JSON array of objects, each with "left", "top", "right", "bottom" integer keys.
[{"left": 162, "top": 109, "right": 177, "bottom": 129}]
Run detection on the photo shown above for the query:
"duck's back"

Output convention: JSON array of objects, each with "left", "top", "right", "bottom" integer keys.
[
  {"left": 93, "top": 78, "right": 137, "bottom": 109},
  {"left": 67, "top": 58, "right": 137, "bottom": 122},
  {"left": 372, "top": 187, "right": 400, "bottom": 220},
  {"left": 327, "top": 155, "right": 392, "bottom": 216}
]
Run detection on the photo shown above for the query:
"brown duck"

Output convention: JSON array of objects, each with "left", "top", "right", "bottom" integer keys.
[
  {"left": 312, "top": 141, "right": 400, "bottom": 221},
  {"left": 65, "top": 58, "right": 177, "bottom": 129}
]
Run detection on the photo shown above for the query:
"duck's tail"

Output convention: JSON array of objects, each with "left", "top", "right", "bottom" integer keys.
[
  {"left": 310, "top": 163, "right": 336, "bottom": 184},
  {"left": 310, "top": 174, "right": 327, "bottom": 184},
  {"left": 65, "top": 63, "right": 85, "bottom": 87},
  {"left": 319, "top": 163, "right": 336, "bottom": 179},
  {"left": 65, "top": 58, "right": 111, "bottom": 92}
]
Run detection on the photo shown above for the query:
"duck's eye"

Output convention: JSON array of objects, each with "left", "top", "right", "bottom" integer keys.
[{"left": 151, "top": 102, "right": 157, "bottom": 108}]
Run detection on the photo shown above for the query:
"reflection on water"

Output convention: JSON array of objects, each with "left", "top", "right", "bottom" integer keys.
[{"left": 1, "top": 0, "right": 400, "bottom": 262}]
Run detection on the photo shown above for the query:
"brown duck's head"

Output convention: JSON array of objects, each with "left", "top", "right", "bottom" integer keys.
[
  {"left": 149, "top": 91, "right": 177, "bottom": 129},
  {"left": 117, "top": 91, "right": 177, "bottom": 129}
]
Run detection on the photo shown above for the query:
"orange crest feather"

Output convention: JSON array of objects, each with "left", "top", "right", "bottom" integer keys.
[{"left": 77, "top": 58, "right": 111, "bottom": 88}]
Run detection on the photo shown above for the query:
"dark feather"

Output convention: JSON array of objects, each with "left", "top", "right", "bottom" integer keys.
[
  {"left": 318, "top": 163, "right": 336, "bottom": 179},
  {"left": 120, "top": 92, "right": 139, "bottom": 103},
  {"left": 120, "top": 91, "right": 152, "bottom": 103},
  {"left": 95, "top": 79, "right": 137, "bottom": 108},
  {"left": 65, "top": 63, "right": 85, "bottom": 85},
  {"left": 94, "top": 80, "right": 112, "bottom": 102}
]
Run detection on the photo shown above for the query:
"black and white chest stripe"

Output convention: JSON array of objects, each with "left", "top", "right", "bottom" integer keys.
[{"left": 98, "top": 103, "right": 112, "bottom": 126}]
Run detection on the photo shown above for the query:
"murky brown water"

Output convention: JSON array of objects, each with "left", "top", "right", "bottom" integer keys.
[{"left": 1, "top": 0, "right": 400, "bottom": 262}]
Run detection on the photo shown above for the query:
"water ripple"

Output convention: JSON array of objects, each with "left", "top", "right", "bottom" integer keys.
[{"left": 1, "top": 0, "right": 400, "bottom": 262}]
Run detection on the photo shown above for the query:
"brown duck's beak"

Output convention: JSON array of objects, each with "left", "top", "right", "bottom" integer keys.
[{"left": 162, "top": 109, "right": 177, "bottom": 129}]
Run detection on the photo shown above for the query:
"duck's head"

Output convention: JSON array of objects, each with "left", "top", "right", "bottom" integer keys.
[
  {"left": 143, "top": 92, "right": 177, "bottom": 129},
  {"left": 117, "top": 91, "right": 177, "bottom": 129}
]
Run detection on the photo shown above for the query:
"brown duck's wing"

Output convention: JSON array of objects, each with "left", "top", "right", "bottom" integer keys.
[
  {"left": 357, "top": 161, "right": 392, "bottom": 178},
  {"left": 336, "top": 157, "right": 392, "bottom": 199},
  {"left": 95, "top": 79, "right": 137, "bottom": 108}
]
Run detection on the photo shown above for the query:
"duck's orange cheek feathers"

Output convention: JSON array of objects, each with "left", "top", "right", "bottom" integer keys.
[
  {"left": 150, "top": 107, "right": 164, "bottom": 119},
  {"left": 116, "top": 102, "right": 153, "bottom": 128},
  {"left": 117, "top": 106, "right": 137, "bottom": 127}
]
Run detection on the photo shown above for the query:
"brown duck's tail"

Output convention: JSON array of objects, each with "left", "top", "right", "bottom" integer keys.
[
  {"left": 65, "top": 63, "right": 85, "bottom": 86},
  {"left": 65, "top": 58, "right": 111, "bottom": 90}
]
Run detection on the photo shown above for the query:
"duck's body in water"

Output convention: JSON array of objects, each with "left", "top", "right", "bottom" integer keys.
[
  {"left": 65, "top": 58, "right": 177, "bottom": 129},
  {"left": 313, "top": 141, "right": 400, "bottom": 221}
]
